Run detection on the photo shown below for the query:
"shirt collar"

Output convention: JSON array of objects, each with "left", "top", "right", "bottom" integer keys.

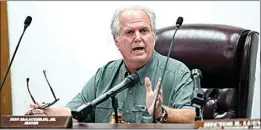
[{"left": 121, "top": 51, "right": 157, "bottom": 85}]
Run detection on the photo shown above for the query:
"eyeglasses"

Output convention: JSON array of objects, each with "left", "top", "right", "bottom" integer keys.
[{"left": 26, "top": 70, "right": 59, "bottom": 109}]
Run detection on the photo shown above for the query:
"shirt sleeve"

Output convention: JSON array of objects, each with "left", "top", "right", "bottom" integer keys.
[
  {"left": 65, "top": 75, "right": 96, "bottom": 109},
  {"left": 65, "top": 69, "right": 101, "bottom": 122},
  {"left": 171, "top": 63, "right": 195, "bottom": 110}
]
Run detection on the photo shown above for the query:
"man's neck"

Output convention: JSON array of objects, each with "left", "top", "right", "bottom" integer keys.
[
  {"left": 124, "top": 52, "right": 155, "bottom": 74},
  {"left": 124, "top": 57, "right": 153, "bottom": 74},
  {"left": 124, "top": 61, "right": 144, "bottom": 74}
]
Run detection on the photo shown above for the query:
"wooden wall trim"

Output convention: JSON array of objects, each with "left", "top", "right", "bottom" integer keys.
[{"left": 0, "top": 1, "right": 13, "bottom": 116}]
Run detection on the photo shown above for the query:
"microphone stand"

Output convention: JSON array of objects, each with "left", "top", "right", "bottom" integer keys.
[
  {"left": 152, "top": 17, "right": 183, "bottom": 123},
  {"left": 191, "top": 69, "right": 204, "bottom": 121},
  {"left": 0, "top": 16, "right": 32, "bottom": 92},
  {"left": 194, "top": 99, "right": 204, "bottom": 121},
  {"left": 71, "top": 73, "right": 139, "bottom": 121},
  {"left": 111, "top": 96, "right": 119, "bottom": 123}
]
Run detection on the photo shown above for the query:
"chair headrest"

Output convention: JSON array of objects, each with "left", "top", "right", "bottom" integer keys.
[{"left": 155, "top": 24, "right": 249, "bottom": 88}]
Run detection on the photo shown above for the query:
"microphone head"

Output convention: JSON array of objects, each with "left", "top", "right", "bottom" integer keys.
[
  {"left": 24, "top": 16, "right": 32, "bottom": 26},
  {"left": 191, "top": 69, "right": 202, "bottom": 79},
  {"left": 176, "top": 17, "right": 183, "bottom": 27},
  {"left": 127, "top": 73, "right": 140, "bottom": 85}
]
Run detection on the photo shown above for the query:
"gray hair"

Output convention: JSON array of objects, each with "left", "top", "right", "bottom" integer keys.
[{"left": 110, "top": 6, "right": 156, "bottom": 37}]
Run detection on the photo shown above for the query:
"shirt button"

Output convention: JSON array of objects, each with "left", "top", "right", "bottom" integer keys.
[{"left": 129, "top": 90, "right": 132, "bottom": 94}]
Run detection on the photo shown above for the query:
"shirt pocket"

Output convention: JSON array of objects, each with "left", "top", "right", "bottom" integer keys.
[
  {"left": 132, "top": 104, "right": 153, "bottom": 123},
  {"left": 95, "top": 100, "right": 124, "bottom": 123}
]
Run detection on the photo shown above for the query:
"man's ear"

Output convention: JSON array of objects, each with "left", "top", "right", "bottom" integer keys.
[
  {"left": 152, "top": 33, "right": 156, "bottom": 47},
  {"left": 113, "top": 35, "right": 120, "bottom": 48}
]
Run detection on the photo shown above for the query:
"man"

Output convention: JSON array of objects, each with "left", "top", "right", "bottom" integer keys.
[{"left": 28, "top": 6, "right": 196, "bottom": 123}]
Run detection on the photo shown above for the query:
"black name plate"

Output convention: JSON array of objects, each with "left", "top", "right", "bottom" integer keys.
[{"left": 0, "top": 115, "right": 72, "bottom": 128}]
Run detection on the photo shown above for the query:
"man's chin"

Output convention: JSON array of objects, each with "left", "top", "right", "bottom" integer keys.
[{"left": 130, "top": 55, "right": 148, "bottom": 63}]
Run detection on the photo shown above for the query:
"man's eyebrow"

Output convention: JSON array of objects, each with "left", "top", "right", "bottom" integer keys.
[
  {"left": 121, "top": 27, "right": 132, "bottom": 31},
  {"left": 121, "top": 25, "right": 151, "bottom": 31},
  {"left": 140, "top": 26, "right": 150, "bottom": 29}
]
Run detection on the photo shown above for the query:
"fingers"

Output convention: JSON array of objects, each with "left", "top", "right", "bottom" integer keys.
[
  {"left": 153, "top": 78, "right": 163, "bottom": 105},
  {"left": 36, "top": 102, "right": 45, "bottom": 108},
  {"left": 160, "top": 88, "right": 163, "bottom": 101},
  {"left": 31, "top": 109, "right": 45, "bottom": 115},
  {"left": 157, "top": 88, "right": 163, "bottom": 106},
  {"left": 145, "top": 77, "right": 163, "bottom": 93},
  {"left": 144, "top": 77, "right": 152, "bottom": 93},
  {"left": 30, "top": 103, "right": 38, "bottom": 109},
  {"left": 28, "top": 101, "right": 47, "bottom": 115},
  {"left": 30, "top": 102, "right": 44, "bottom": 109},
  {"left": 158, "top": 95, "right": 163, "bottom": 106},
  {"left": 156, "top": 95, "right": 163, "bottom": 107},
  {"left": 25, "top": 110, "right": 33, "bottom": 115},
  {"left": 154, "top": 78, "right": 162, "bottom": 94},
  {"left": 25, "top": 108, "right": 46, "bottom": 115},
  {"left": 155, "top": 78, "right": 163, "bottom": 103},
  {"left": 72, "top": 119, "right": 78, "bottom": 123},
  {"left": 121, "top": 120, "right": 130, "bottom": 124}
]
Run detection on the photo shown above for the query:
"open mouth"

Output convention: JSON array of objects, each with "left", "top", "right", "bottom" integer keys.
[{"left": 132, "top": 47, "right": 145, "bottom": 51}]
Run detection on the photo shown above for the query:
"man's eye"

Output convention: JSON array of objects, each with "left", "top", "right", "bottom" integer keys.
[
  {"left": 126, "top": 30, "right": 134, "bottom": 35},
  {"left": 140, "top": 28, "right": 148, "bottom": 33}
]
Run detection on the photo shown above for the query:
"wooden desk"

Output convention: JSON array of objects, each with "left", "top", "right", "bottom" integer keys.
[
  {"left": 196, "top": 118, "right": 260, "bottom": 129},
  {"left": 1, "top": 115, "right": 259, "bottom": 129},
  {"left": 73, "top": 123, "right": 196, "bottom": 129}
]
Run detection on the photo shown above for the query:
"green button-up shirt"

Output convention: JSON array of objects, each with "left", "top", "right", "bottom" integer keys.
[{"left": 66, "top": 51, "right": 194, "bottom": 123}]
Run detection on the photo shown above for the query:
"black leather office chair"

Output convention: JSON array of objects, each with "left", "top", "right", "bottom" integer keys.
[{"left": 155, "top": 24, "right": 259, "bottom": 119}]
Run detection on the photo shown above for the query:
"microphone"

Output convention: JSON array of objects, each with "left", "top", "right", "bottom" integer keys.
[
  {"left": 191, "top": 69, "right": 204, "bottom": 121},
  {"left": 0, "top": 16, "right": 32, "bottom": 92},
  {"left": 152, "top": 17, "right": 184, "bottom": 123},
  {"left": 176, "top": 17, "right": 183, "bottom": 27},
  {"left": 24, "top": 16, "right": 32, "bottom": 31},
  {"left": 71, "top": 73, "right": 139, "bottom": 121}
]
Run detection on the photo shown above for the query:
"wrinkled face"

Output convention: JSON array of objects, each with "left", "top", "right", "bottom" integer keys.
[{"left": 115, "top": 9, "right": 155, "bottom": 66}]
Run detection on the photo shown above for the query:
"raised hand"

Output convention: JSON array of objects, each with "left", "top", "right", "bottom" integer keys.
[{"left": 144, "top": 77, "right": 163, "bottom": 119}]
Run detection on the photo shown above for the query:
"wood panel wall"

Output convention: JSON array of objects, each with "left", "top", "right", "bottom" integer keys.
[{"left": 0, "top": 1, "right": 13, "bottom": 116}]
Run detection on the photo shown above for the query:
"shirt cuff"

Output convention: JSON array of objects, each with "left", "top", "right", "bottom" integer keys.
[{"left": 181, "top": 105, "right": 196, "bottom": 111}]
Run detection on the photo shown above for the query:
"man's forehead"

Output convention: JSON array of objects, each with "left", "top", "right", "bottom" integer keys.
[
  {"left": 119, "top": 9, "right": 151, "bottom": 26},
  {"left": 120, "top": 9, "right": 147, "bottom": 18}
]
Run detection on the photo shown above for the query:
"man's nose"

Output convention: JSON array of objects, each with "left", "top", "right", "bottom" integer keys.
[{"left": 134, "top": 31, "right": 142, "bottom": 43}]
